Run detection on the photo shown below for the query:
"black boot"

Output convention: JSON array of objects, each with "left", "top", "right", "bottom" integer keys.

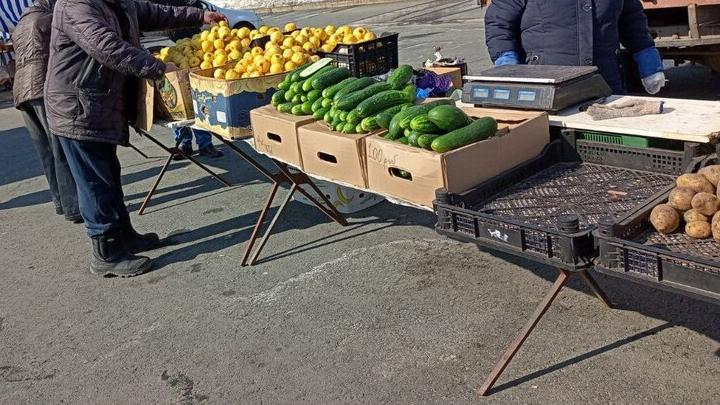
[
  {"left": 91, "top": 233, "right": 152, "bottom": 277},
  {"left": 120, "top": 217, "right": 160, "bottom": 253}
]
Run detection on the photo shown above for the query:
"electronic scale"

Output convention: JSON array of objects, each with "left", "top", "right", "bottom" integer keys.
[{"left": 462, "top": 65, "right": 612, "bottom": 112}]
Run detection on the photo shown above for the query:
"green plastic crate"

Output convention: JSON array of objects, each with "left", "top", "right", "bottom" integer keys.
[{"left": 578, "top": 131, "right": 649, "bottom": 148}]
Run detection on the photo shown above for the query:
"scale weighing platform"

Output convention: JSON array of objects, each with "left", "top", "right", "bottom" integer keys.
[{"left": 462, "top": 65, "right": 612, "bottom": 112}]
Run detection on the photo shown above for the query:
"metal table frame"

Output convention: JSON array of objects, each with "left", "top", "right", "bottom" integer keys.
[{"left": 133, "top": 123, "right": 347, "bottom": 266}]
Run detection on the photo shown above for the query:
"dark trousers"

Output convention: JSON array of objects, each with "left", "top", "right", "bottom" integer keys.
[
  {"left": 58, "top": 137, "right": 129, "bottom": 237},
  {"left": 20, "top": 99, "right": 80, "bottom": 218}
]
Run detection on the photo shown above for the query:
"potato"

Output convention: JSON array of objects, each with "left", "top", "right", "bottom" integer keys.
[
  {"left": 649, "top": 204, "right": 680, "bottom": 234},
  {"left": 676, "top": 173, "right": 714, "bottom": 194},
  {"left": 699, "top": 165, "right": 720, "bottom": 187},
  {"left": 683, "top": 209, "right": 709, "bottom": 223},
  {"left": 712, "top": 212, "right": 720, "bottom": 242},
  {"left": 667, "top": 187, "right": 695, "bottom": 211},
  {"left": 685, "top": 221, "right": 712, "bottom": 239},
  {"left": 691, "top": 192, "right": 720, "bottom": 216}
]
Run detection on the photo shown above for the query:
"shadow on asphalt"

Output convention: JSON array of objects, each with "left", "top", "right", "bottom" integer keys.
[
  {"left": 0, "top": 189, "right": 52, "bottom": 210},
  {"left": 0, "top": 126, "right": 45, "bottom": 187}
]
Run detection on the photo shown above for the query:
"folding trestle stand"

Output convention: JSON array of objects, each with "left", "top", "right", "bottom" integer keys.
[
  {"left": 479, "top": 267, "right": 612, "bottom": 396},
  {"left": 206, "top": 134, "right": 348, "bottom": 267},
  {"left": 134, "top": 127, "right": 232, "bottom": 215}
]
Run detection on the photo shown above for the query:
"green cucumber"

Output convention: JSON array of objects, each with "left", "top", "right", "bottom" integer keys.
[
  {"left": 397, "top": 136, "right": 409, "bottom": 144},
  {"left": 302, "top": 66, "right": 333, "bottom": 91},
  {"left": 403, "top": 128, "right": 411, "bottom": 137},
  {"left": 335, "top": 82, "right": 393, "bottom": 111},
  {"left": 334, "top": 121, "right": 345, "bottom": 132},
  {"left": 278, "top": 80, "right": 291, "bottom": 91},
  {"left": 284, "top": 89, "right": 296, "bottom": 102},
  {"left": 346, "top": 110, "right": 361, "bottom": 125},
  {"left": 355, "top": 90, "right": 409, "bottom": 118},
  {"left": 271, "top": 90, "right": 286, "bottom": 107},
  {"left": 311, "top": 97, "right": 324, "bottom": 112},
  {"left": 321, "top": 97, "right": 333, "bottom": 109},
  {"left": 407, "top": 131, "right": 421, "bottom": 147},
  {"left": 427, "top": 105, "right": 472, "bottom": 131},
  {"left": 291, "top": 104, "right": 304, "bottom": 115},
  {"left": 342, "top": 122, "right": 356, "bottom": 134},
  {"left": 431, "top": 117, "right": 498, "bottom": 153},
  {"left": 417, "top": 133, "right": 441, "bottom": 150},
  {"left": 403, "top": 84, "right": 416, "bottom": 104},
  {"left": 277, "top": 102, "right": 293, "bottom": 114},
  {"left": 308, "top": 89, "right": 323, "bottom": 103},
  {"left": 299, "top": 57, "right": 333, "bottom": 78},
  {"left": 313, "top": 107, "right": 329, "bottom": 120},
  {"left": 338, "top": 110, "right": 349, "bottom": 122},
  {"left": 300, "top": 95, "right": 308, "bottom": 103},
  {"left": 360, "top": 116, "right": 379, "bottom": 132},
  {"left": 323, "top": 111, "right": 332, "bottom": 123},
  {"left": 322, "top": 77, "right": 357, "bottom": 99},
  {"left": 312, "top": 67, "right": 352, "bottom": 91},
  {"left": 355, "top": 124, "right": 367, "bottom": 134},
  {"left": 290, "top": 81, "right": 304, "bottom": 94},
  {"left": 376, "top": 103, "right": 410, "bottom": 129},
  {"left": 410, "top": 115, "right": 441, "bottom": 133},
  {"left": 292, "top": 94, "right": 302, "bottom": 105},
  {"left": 333, "top": 77, "right": 377, "bottom": 102},
  {"left": 289, "top": 62, "right": 313, "bottom": 82},
  {"left": 387, "top": 64, "right": 413, "bottom": 90},
  {"left": 301, "top": 101, "right": 313, "bottom": 115},
  {"left": 387, "top": 99, "right": 454, "bottom": 139}
]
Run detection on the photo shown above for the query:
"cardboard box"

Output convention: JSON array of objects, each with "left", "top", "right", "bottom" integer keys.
[
  {"left": 293, "top": 179, "right": 385, "bottom": 214},
  {"left": 190, "top": 68, "right": 288, "bottom": 139},
  {"left": 365, "top": 108, "right": 550, "bottom": 207},
  {"left": 153, "top": 68, "right": 196, "bottom": 121},
  {"left": 250, "top": 105, "right": 316, "bottom": 168},
  {"left": 298, "top": 122, "right": 381, "bottom": 189},
  {"left": 425, "top": 66, "right": 463, "bottom": 89}
]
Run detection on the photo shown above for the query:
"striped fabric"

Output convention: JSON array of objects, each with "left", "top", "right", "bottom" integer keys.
[{"left": 0, "top": 0, "right": 36, "bottom": 64}]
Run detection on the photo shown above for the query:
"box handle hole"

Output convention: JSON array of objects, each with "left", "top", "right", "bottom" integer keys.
[
  {"left": 389, "top": 167, "right": 412, "bottom": 181},
  {"left": 317, "top": 152, "right": 338, "bottom": 164},
  {"left": 267, "top": 133, "right": 282, "bottom": 143}
]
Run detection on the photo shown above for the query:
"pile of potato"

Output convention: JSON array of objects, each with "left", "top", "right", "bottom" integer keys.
[{"left": 650, "top": 165, "right": 720, "bottom": 240}]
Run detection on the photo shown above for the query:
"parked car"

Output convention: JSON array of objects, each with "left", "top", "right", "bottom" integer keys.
[{"left": 146, "top": 0, "right": 262, "bottom": 41}]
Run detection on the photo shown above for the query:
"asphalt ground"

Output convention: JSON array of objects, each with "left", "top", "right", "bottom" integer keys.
[{"left": 1, "top": 1, "right": 720, "bottom": 403}]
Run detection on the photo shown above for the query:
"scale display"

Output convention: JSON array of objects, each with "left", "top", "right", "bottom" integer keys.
[{"left": 462, "top": 65, "right": 612, "bottom": 112}]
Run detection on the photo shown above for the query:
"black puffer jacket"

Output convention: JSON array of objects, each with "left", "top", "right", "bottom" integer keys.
[
  {"left": 45, "top": 0, "right": 203, "bottom": 145},
  {"left": 12, "top": 0, "right": 53, "bottom": 109},
  {"left": 485, "top": 0, "right": 655, "bottom": 93}
]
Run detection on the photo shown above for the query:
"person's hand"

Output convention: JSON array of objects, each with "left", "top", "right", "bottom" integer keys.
[
  {"left": 203, "top": 11, "right": 227, "bottom": 25},
  {"left": 164, "top": 62, "right": 178, "bottom": 73},
  {"left": 494, "top": 50, "right": 519, "bottom": 66},
  {"left": 641, "top": 71, "right": 666, "bottom": 95}
]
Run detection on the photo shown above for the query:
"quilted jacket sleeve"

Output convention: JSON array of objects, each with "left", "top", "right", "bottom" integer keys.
[{"left": 485, "top": 0, "right": 527, "bottom": 61}]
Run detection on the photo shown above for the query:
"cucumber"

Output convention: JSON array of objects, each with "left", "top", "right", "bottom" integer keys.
[
  {"left": 407, "top": 131, "right": 421, "bottom": 147},
  {"left": 403, "top": 84, "right": 417, "bottom": 103},
  {"left": 292, "top": 94, "right": 302, "bottom": 105},
  {"left": 376, "top": 103, "right": 410, "bottom": 129},
  {"left": 302, "top": 66, "right": 333, "bottom": 91},
  {"left": 278, "top": 80, "right": 291, "bottom": 91},
  {"left": 334, "top": 121, "right": 345, "bottom": 132},
  {"left": 301, "top": 101, "right": 313, "bottom": 114},
  {"left": 313, "top": 107, "right": 329, "bottom": 120},
  {"left": 417, "top": 133, "right": 441, "bottom": 150},
  {"left": 323, "top": 111, "right": 332, "bottom": 123},
  {"left": 355, "top": 90, "right": 410, "bottom": 118},
  {"left": 289, "top": 62, "right": 313, "bottom": 82},
  {"left": 321, "top": 97, "right": 333, "bottom": 109},
  {"left": 387, "top": 64, "right": 413, "bottom": 90},
  {"left": 338, "top": 111, "right": 349, "bottom": 122},
  {"left": 333, "top": 77, "right": 377, "bottom": 102},
  {"left": 360, "top": 116, "right": 379, "bottom": 132},
  {"left": 299, "top": 57, "right": 333, "bottom": 78},
  {"left": 300, "top": 95, "right": 308, "bottom": 103},
  {"left": 355, "top": 124, "right": 367, "bottom": 134},
  {"left": 322, "top": 77, "right": 357, "bottom": 99},
  {"left": 284, "top": 89, "right": 296, "bottom": 102},
  {"left": 290, "top": 81, "right": 304, "bottom": 94},
  {"left": 291, "top": 104, "right": 304, "bottom": 115},
  {"left": 403, "top": 128, "right": 411, "bottom": 137},
  {"left": 427, "top": 105, "right": 472, "bottom": 131},
  {"left": 346, "top": 110, "right": 361, "bottom": 125},
  {"left": 410, "top": 115, "right": 441, "bottom": 133},
  {"left": 431, "top": 117, "right": 498, "bottom": 153},
  {"left": 335, "top": 82, "right": 393, "bottom": 111},
  {"left": 271, "top": 90, "right": 286, "bottom": 107},
  {"left": 387, "top": 99, "right": 454, "bottom": 139},
  {"left": 342, "top": 122, "right": 356, "bottom": 134},
  {"left": 311, "top": 97, "right": 324, "bottom": 112},
  {"left": 312, "top": 67, "right": 352, "bottom": 91},
  {"left": 397, "top": 136, "right": 409, "bottom": 144},
  {"left": 277, "top": 102, "right": 293, "bottom": 114},
  {"left": 308, "top": 89, "right": 323, "bottom": 103}
]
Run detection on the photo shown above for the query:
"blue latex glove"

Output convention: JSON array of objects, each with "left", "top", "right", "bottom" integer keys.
[
  {"left": 633, "top": 47, "right": 666, "bottom": 94},
  {"left": 494, "top": 50, "right": 519, "bottom": 66},
  {"left": 416, "top": 88, "right": 432, "bottom": 102}
]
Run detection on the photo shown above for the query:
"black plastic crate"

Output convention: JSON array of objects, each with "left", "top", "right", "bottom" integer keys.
[
  {"left": 595, "top": 189, "right": 720, "bottom": 304},
  {"left": 434, "top": 137, "right": 703, "bottom": 271},
  {"left": 317, "top": 33, "right": 399, "bottom": 77}
]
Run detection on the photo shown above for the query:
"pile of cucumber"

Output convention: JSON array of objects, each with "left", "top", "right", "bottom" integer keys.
[{"left": 383, "top": 103, "right": 499, "bottom": 153}]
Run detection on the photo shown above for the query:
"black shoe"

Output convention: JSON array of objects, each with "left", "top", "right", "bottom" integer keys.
[
  {"left": 65, "top": 214, "right": 84, "bottom": 224},
  {"left": 120, "top": 217, "right": 160, "bottom": 253},
  {"left": 55, "top": 205, "right": 64, "bottom": 215},
  {"left": 90, "top": 233, "right": 152, "bottom": 277},
  {"left": 173, "top": 146, "right": 193, "bottom": 161},
  {"left": 198, "top": 144, "right": 223, "bottom": 158}
]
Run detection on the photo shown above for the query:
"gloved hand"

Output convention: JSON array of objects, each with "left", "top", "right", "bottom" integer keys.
[
  {"left": 641, "top": 71, "right": 666, "bottom": 95},
  {"left": 632, "top": 47, "right": 665, "bottom": 95},
  {"left": 494, "top": 50, "right": 519, "bottom": 66}
]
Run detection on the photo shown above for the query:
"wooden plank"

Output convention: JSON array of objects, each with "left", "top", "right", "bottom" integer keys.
[
  {"left": 642, "top": 0, "right": 720, "bottom": 10},
  {"left": 654, "top": 35, "right": 720, "bottom": 47},
  {"left": 689, "top": 4, "right": 701, "bottom": 39},
  {"left": 549, "top": 96, "right": 720, "bottom": 143}
]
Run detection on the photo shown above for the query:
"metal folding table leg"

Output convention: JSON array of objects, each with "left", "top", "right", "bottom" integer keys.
[
  {"left": 127, "top": 142, "right": 150, "bottom": 159},
  {"left": 241, "top": 181, "right": 281, "bottom": 266},
  {"left": 478, "top": 268, "right": 613, "bottom": 396}
]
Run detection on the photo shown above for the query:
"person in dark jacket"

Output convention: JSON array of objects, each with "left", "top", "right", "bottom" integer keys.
[
  {"left": 46, "top": 0, "right": 225, "bottom": 277},
  {"left": 485, "top": 0, "right": 665, "bottom": 95},
  {"left": 12, "top": 0, "right": 81, "bottom": 223}
]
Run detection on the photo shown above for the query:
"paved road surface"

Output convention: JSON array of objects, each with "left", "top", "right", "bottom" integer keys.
[{"left": 1, "top": 1, "right": 719, "bottom": 403}]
